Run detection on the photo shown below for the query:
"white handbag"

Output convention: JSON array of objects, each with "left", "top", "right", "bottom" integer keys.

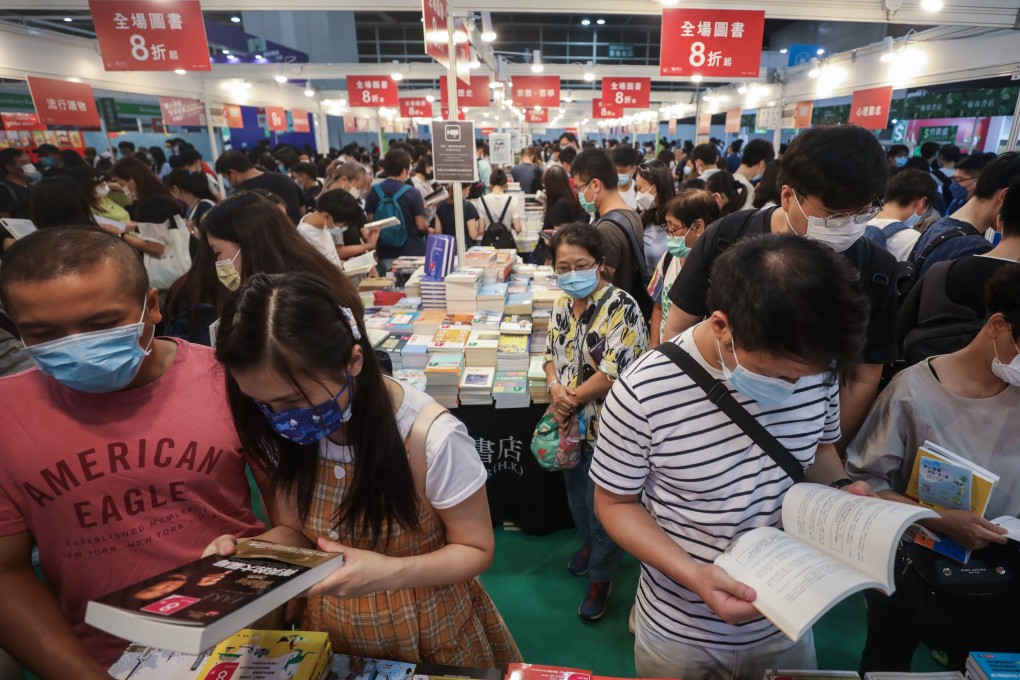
[{"left": 143, "top": 216, "right": 192, "bottom": 290}]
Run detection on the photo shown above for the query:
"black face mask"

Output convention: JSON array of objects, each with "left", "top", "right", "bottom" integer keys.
[{"left": 426, "top": 172, "right": 434, "bottom": 181}]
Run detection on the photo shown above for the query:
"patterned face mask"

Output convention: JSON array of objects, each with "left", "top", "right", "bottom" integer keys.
[{"left": 257, "top": 371, "right": 353, "bottom": 446}]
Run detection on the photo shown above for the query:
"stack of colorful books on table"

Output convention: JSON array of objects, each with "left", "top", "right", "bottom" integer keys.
[
  {"left": 424, "top": 353, "right": 463, "bottom": 408},
  {"left": 400, "top": 334, "right": 432, "bottom": 371},
  {"left": 384, "top": 312, "right": 418, "bottom": 336},
  {"left": 967, "top": 651, "right": 1020, "bottom": 680},
  {"left": 505, "top": 283, "right": 534, "bottom": 315},
  {"left": 428, "top": 326, "right": 470, "bottom": 356},
  {"left": 472, "top": 310, "right": 503, "bottom": 331},
  {"left": 533, "top": 265, "right": 558, "bottom": 288},
  {"left": 420, "top": 276, "right": 447, "bottom": 310},
  {"left": 459, "top": 367, "right": 496, "bottom": 406},
  {"left": 465, "top": 330, "right": 500, "bottom": 368},
  {"left": 465, "top": 246, "right": 498, "bottom": 268},
  {"left": 442, "top": 313, "right": 475, "bottom": 328},
  {"left": 366, "top": 328, "right": 390, "bottom": 349},
  {"left": 529, "top": 356, "right": 550, "bottom": 405},
  {"left": 393, "top": 369, "right": 427, "bottom": 392},
  {"left": 445, "top": 268, "right": 484, "bottom": 314},
  {"left": 492, "top": 370, "right": 530, "bottom": 409},
  {"left": 378, "top": 335, "right": 412, "bottom": 371},
  {"left": 477, "top": 282, "right": 509, "bottom": 313},
  {"left": 402, "top": 266, "right": 425, "bottom": 297},
  {"left": 533, "top": 287, "right": 560, "bottom": 318},
  {"left": 529, "top": 330, "right": 548, "bottom": 358},
  {"left": 497, "top": 333, "right": 530, "bottom": 372},
  {"left": 500, "top": 314, "right": 533, "bottom": 336},
  {"left": 413, "top": 309, "right": 447, "bottom": 337}
]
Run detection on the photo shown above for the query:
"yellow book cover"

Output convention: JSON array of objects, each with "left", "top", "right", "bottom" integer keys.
[
  {"left": 498, "top": 334, "right": 529, "bottom": 354},
  {"left": 196, "top": 629, "right": 330, "bottom": 680},
  {"left": 905, "top": 443, "right": 995, "bottom": 516}
]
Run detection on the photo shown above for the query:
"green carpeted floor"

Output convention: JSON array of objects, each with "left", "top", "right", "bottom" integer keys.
[{"left": 479, "top": 527, "right": 943, "bottom": 678}]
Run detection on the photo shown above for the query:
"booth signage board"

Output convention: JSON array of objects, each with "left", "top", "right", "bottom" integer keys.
[
  {"left": 593, "top": 98, "right": 623, "bottom": 119},
  {"left": 439, "top": 76, "right": 490, "bottom": 108},
  {"left": 724, "top": 107, "right": 742, "bottom": 133},
  {"left": 89, "top": 0, "right": 211, "bottom": 72},
  {"left": 0, "top": 112, "right": 44, "bottom": 131},
  {"left": 601, "top": 77, "right": 651, "bottom": 109},
  {"left": 96, "top": 97, "right": 121, "bottom": 131},
  {"left": 793, "top": 101, "right": 814, "bottom": 129},
  {"left": 346, "top": 76, "right": 399, "bottom": 107},
  {"left": 511, "top": 76, "right": 560, "bottom": 108},
  {"left": 265, "top": 106, "right": 288, "bottom": 131},
  {"left": 848, "top": 85, "right": 893, "bottom": 130},
  {"left": 27, "top": 77, "right": 100, "bottom": 128},
  {"left": 607, "top": 44, "right": 634, "bottom": 59},
  {"left": 509, "top": 130, "right": 521, "bottom": 152},
  {"left": 526, "top": 109, "right": 548, "bottom": 124},
  {"left": 668, "top": 118, "right": 676, "bottom": 135},
  {"left": 159, "top": 96, "right": 205, "bottom": 127},
  {"left": 433, "top": 120, "right": 477, "bottom": 183},
  {"left": 890, "top": 86, "right": 1018, "bottom": 120},
  {"left": 292, "top": 110, "right": 311, "bottom": 133},
  {"left": 208, "top": 105, "right": 226, "bottom": 128},
  {"left": 422, "top": 0, "right": 469, "bottom": 82},
  {"left": 698, "top": 111, "right": 712, "bottom": 135},
  {"left": 755, "top": 105, "right": 782, "bottom": 131},
  {"left": 399, "top": 97, "right": 432, "bottom": 118},
  {"left": 489, "top": 132, "right": 512, "bottom": 165},
  {"left": 223, "top": 104, "right": 244, "bottom": 129},
  {"left": 917, "top": 125, "right": 960, "bottom": 144},
  {"left": 0, "top": 93, "right": 36, "bottom": 113},
  {"left": 660, "top": 9, "right": 765, "bottom": 78},
  {"left": 787, "top": 43, "right": 822, "bottom": 67}
]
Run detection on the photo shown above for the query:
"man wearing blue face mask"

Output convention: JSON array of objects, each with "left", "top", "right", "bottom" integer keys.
[
  {"left": 0, "top": 228, "right": 275, "bottom": 677},
  {"left": 612, "top": 145, "right": 642, "bottom": 212},
  {"left": 863, "top": 169, "right": 934, "bottom": 261},
  {"left": 593, "top": 234, "right": 872, "bottom": 680}
]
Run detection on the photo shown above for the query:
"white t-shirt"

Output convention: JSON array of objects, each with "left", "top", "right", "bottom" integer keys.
[
  {"left": 699, "top": 167, "right": 721, "bottom": 181},
  {"left": 868, "top": 218, "right": 921, "bottom": 262},
  {"left": 591, "top": 325, "right": 841, "bottom": 649},
  {"left": 619, "top": 183, "right": 638, "bottom": 211},
  {"left": 475, "top": 193, "right": 523, "bottom": 230},
  {"left": 734, "top": 172, "right": 756, "bottom": 210},
  {"left": 320, "top": 378, "right": 487, "bottom": 510},
  {"left": 297, "top": 217, "right": 342, "bottom": 267}
]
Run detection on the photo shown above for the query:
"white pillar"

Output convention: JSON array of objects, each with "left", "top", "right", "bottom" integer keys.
[{"left": 446, "top": 0, "right": 466, "bottom": 268}]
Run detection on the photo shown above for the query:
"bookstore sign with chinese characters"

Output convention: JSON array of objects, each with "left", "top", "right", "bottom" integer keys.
[
  {"left": 660, "top": 9, "right": 765, "bottom": 79},
  {"left": 439, "top": 76, "right": 490, "bottom": 108},
  {"left": 88, "top": 0, "right": 211, "bottom": 72},
  {"left": 849, "top": 86, "right": 893, "bottom": 130},
  {"left": 346, "top": 76, "right": 399, "bottom": 107},
  {"left": 601, "top": 78, "right": 651, "bottom": 109},
  {"left": 26, "top": 77, "right": 101, "bottom": 127}
]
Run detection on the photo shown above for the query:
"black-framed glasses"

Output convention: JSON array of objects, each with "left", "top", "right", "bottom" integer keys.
[{"left": 796, "top": 192, "right": 880, "bottom": 229}]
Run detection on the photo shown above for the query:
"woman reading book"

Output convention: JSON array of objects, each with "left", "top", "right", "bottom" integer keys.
[{"left": 204, "top": 271, "right": 521, "bottom": 667}]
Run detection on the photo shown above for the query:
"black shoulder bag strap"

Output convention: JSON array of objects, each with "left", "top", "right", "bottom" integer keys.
[
  {"left": 599, "top": 210, "right": 648, "bottom": 280},
  {"left": 480, "top": 195, "right": 495, "bottom": 223},
  {"left": 497, "top": 195, "right": 512, "bottom": 225},
  {"left": 656, "top": 342, "right": 806, "bottom": 483}
]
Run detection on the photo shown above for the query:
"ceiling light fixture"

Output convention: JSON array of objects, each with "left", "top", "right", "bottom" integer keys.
[
  {"left": 779, "top": 48, "right": 788, "bottom": 54},
  {"left": 304, "top": 88, "right": 315, "bottom": 97},
  {"left": 737, "top": 85, "right": 748, "bottom": 94},
  {"left": 583, "top": 61, "right": 596, "bottom": 82},
  {"left": 808, "top": 58, "right": 821, "bottom": 78},
  {"left": 230, "top": 16, "right": 241, "bottom": 22},
  {"left": 274, "top": 74, "right": 288, "bottom": 83},
  {"left": 63, "top": 17, "right": 73, "bottom": 22},
  {"left": 921, "top": 0, "right": 943, "bottom": 10},
  {"left": 657, "top": 0, "right": 680, "bottom": 5},
  {"left": 174, "top": 68, "right": 187, "bottom": 75},
  {"left": 255, "top": 54, "right": 263, "bottom": 60},
  {"left": 816, "top": 48, "right": 826, "bottom": 55},
  {"left": 481, "top": 12, "right": 497, "bottom": 42},
  {"left": 426, "top": 94, "right": 436, "bottom": 102},
  {"left": 222, "top": 49, "right": 231, "bottom": 55},
  {"left": 581, "top": 19, "right": 591, "bottom": 26},
  {"left": 596, "top": 18, "right": 605, "bottom": 25},
  {"left": 691, "top": 74, "right": 703, "bottom": 83},
  {"left": 391, "top": 60, "right": 405, "bottom": 81},
  {"left": 531, "top": 50, "right": 544, "bottom": 73},
  {"left": 469, "top": 47, "right": 481, "bottom": 69},
  {"left": 880, "top": 36, "right": 896, "bottom": 63}
]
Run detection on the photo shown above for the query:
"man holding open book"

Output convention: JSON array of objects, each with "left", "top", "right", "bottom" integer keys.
[{"left": 591, "top": 235, "right": 874, "bottom": 680}]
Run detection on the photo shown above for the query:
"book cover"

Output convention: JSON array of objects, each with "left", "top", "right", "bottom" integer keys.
[
  {"left": 197, "top": 629, "right": 331, "bottom": 680},
  {"left": 916, "top": 455, "right": 972, "bottom": 510},
  {"left": 497, "top": 335, "right": 529, "bottom": 354},
  {"left": 108, "top": 644, "right": 210, "bottom": 679},
  {"left": 424, "top": 236, "right": 456, "bottom": 279},
  {"left": 506, "top": 664, "right": 591, "bottom": 680},
  {"left": 413, "top": 663, "right": 502, "bottom": 680},
  {"left": 393, "top": 370, "right": 427, "bottom": 392},
  {"left": 967, "top": 652, "right": 1020, "bottom": 680},
  {"left": 442, "top": 314, "right": 476, "bottom": 327},
  {"left": 426, "top": 354, "right": 464, "bottom": 373},
  {"left": 863, "top": 673, "right": 963, "bottom": 680},
  {"left": 331, "top": 654, "right": 416, "bottom": 680},
  {"left": 466, "top": 331, "right": 500, "bottom": 349},
  {"left": 459, "top": 367, "right": 495, "bottom": 389},
  {"left": 500, "top": 315, "right": 533, "bottom": 335},
  {"left": 764, "top": 673, "right": 860, "bottom": 680}
]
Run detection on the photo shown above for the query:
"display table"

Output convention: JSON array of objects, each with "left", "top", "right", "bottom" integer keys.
[{"left": 450, "top": 403, "right": 572, "bottom": 535}]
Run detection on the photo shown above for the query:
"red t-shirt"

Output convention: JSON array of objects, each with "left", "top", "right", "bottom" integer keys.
[{"left": 0, "top": 339, "right": 265, "bottom": 665}]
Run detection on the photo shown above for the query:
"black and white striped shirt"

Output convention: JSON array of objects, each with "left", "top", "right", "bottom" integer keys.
[{"left": 591, "top": 326, "right": 841, "bottom": 648}]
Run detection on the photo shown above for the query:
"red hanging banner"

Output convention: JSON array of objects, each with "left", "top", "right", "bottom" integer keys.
[
  {"left": 223, "top": 104, "right": 244, "bottom": 129},
  {"left": 159, "top": 96, "right": 205, "bottom": 127},
  {"left": 698, "top": 111, "right": 712, "bottom": 135},
  {"left": 292, "top": 110, "right": 311, "bottom": 133},
  {"left": 346, "top": 76, "right": 399, "bottom": 108},
  {"left": 848, "top": 86, "right": 893, "bottom": 130},
  {"left": 526, "top": 109, "right": 548, "bottom": 124},
  {"left": 88, "top": 0, "right": 211, "bottom": 72},
  {"left": 0, "top": 112, "right": 45, "bottom": 131},
  {"left": 660, "top": 9, "right": 765, "bottom": 79},
  {"left": 601, "top": 78, "right": 651, "bottom": 109},
  {"left": 439, "top": 76, "right": 490, "bottom": 108},
  {"left": 399, "top": 97, "right": 432, "bottom": 118},
  {"left": 26, "top": 77, "right": 101, "bottom": 128},
  {"left": 792, "top": 101, "right": 814, "bottom": 129},
  {"left": 511, "top": 76, "right": 560, "bottom": 109},
  {"left": 725, "top": 107, "right": 742, "bottom": 133},
  {"left": 592, "top": 98, "right": 622, "bottom": 120},
  {"left": 265, "top": 106, "right": 288, "bottom": 132}
]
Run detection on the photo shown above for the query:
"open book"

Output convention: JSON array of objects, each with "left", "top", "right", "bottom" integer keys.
[
  {"left": 714, "top": 484, "right": 937, "bottom": 643},
  {"left": 86, "top": 540, "right": 343, "bottom": 655}
]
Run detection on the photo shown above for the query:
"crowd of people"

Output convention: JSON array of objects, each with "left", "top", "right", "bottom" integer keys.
[{"left": 0, "top": 125, "right": 1018, "bottom": 680}]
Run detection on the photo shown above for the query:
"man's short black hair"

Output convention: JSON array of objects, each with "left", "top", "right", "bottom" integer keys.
[
  {"left": 974, "top": 152, "right": 1020, "bottom": 200},
  {"left": 741, "top": 139, "right": 775, "bottom": 168},
  {"left": 178, "top": 148, "right": 203, "bottom": 167},
  {"left": 986, "top": 262, "right": 1020, "bottom": 341},
  {"left": 884, "top": 168, "right": 935, "bottom": 206},
  {"left": 570, "top": 148, "right": 617, "bottom": 188},
  {"left": 475, "top": 141, "right": 488, "bottom": 154},
  {"left": 315, "top": 188, "right": 365, "bottom": 227},
  {"left": 558, "top": 146, "right": 577, "bottom": 166},
  {"left": 291, "top": 162, "right": 317, "bottom": 180},
  {"left": 938, "top": 144, "right": 961, "bottom": 164},
  {"left": 999, "top": 175, "right": 1020, "bottom": 240},
  {"left": 36, "top": 144, "right": 59, "bottom": 156},
  {"left": 0, "top": 148, "right": 24, "bottom": 170},
  {"left": 691, "top": 143, "right": 719, "bottom": 167},
  {"left": 611, "top": 145, "right": 642, "bottom": 168},
  {"left": 381, "top": 149, "right": 412, "bottom": 178},
  {"left": 707, "top": 233, "right": 869, "bottom": 374},
  {"left": 214, "top": 150, "right": 254, "bottom": 175},
  {"left": 778, "top": 125, "right": 888, "bottom": 211},
  {"left": 919, "top": 141, "right": 940, "bottom": 160},
  {"left": 0, "top": 227, "right": 148, "bottom": 314},
  {"left": 559, "top": 132, "right": 578, "bottom": 145},
  {"left": 957, "top": 152, "right": 997, "bottom": 174},
  {"left": 887, "top": 144, "right": 909, "bottom": 158},
  {"left": 118, "top": 141, "right": 136, "bottom": 152}
]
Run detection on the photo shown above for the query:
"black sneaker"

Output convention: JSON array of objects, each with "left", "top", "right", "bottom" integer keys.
[
  {"left": 579, "top": 581, "right": 612, "bottom": 621},
  {"left": 567, "top": 546, "right": 591, "bottom": 576}
]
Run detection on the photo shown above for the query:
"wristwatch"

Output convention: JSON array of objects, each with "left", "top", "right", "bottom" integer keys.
[
  {"left": 547, "top": 379, "right": 560, "bottom": 393},
  {"left": 829, "top": 478, "right": 854, "bottom": 489}
]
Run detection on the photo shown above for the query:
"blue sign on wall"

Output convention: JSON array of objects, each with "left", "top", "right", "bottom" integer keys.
[{"left": 787, "top": 44, "right": 822, "bottom": 67}]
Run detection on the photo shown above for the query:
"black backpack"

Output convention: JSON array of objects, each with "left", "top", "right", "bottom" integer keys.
[
  {"left": 480, "top": 196, "right": 516, "bottom": 249},
  {"left": 596, "top": 210, "right": 654, "bottom": 321},
  {"left": 900, "top": 260, "right": 984, "bottom": 367},
  {"left": 897, "top": 227, "right": 972, "bottom": 302}
]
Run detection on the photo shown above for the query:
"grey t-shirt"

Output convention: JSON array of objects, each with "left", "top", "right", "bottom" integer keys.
[
  {"left": 594, "top": 208, "right": 645, "bottom": 305},
  {"left": 846, "top": 359, "right": 1020, "bottom": 519}
]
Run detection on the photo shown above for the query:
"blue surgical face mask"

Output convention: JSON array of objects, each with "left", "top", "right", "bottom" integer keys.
[
  {"left": 618, "top": 173, "right": 632, "bottom": 187},
  {"left": 902, "top": 211, "right": 923, "bottom": 228},
  {"left": 666, "top": 235, "right": 690, "bottom": 258},
  {"left": 23, "top": 303, "right": 153, "bottom": 393},
  {"left": 39, "top": 157, "right": 55, "bottom": 169},
  {"left": 894, "top": 156, "right": 908, "bottom": 168},
  {"left": 557, "top": 266, "right": 599, "bottom": 299},
  {"left": 717, "top": 336, "right": 800, "bottom": 404},
  {"left": 950, "top": 182, "right": 969, "bottom": 202},
  {"left": 257, "top": 371, "right": 354, "bottom": 446}
]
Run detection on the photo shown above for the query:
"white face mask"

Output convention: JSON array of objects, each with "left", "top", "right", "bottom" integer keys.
[
  {"left": 991, "top": 329, "right": 1020, "bottom": 386},
  {"left": 95, "top": 182, "right": 111, "bottom": 198},
  {"left": 636, "top": 191, "right": 656, "bottom": 212},
  {"left": 20, "top": 162, "right": 38, "bottom": 178},
  {"left": 347, "top": 186, "right": 363, "bottom": 201},
  {"left": 792, "top": 195, "right": 866, "bottom": 253}
]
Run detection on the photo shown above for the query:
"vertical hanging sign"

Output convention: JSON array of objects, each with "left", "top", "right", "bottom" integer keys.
[
  {"left": 725, "top": 107, "right": 742, "bottom": 133},
  {"left": 848, "top": 86, "right": 893, "bottom": 130}
]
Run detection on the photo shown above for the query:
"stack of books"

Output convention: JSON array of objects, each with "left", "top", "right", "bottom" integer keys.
[
  {"left": 400, "top": 335, "right": 432, "bottom": 371},
  {"left": 533, "top": 266, "right": 558, "bottom": 288},
  {"left": 384, "top": 312, "right": 418, "bottom": 336},
  {"left": 500, "top": 314, "right": 533, "bottom": 336},
  {"left": 465, "top": 330, "right": 500, "bottom": 368},
  {"left": 366, "top": 328, "right": 390, "bottom": 349},
  {"left": 428, "top": 327, "right": 470, "bottom": 356},
  {"left": 477, "top": 283, "right": 509, "bottom": 313},
  {"left": 459, "top": 367, "right": 495, "bottom": 406},
  {"left": 393, "top": 369, "right": 427, "bottom": 392},
  {"left": 530, "top": 331, "right": 547, "bottom": 357},
  {"left": 967, "top": 652, "right": 1020, "bottom": 680},
  {"left": 442, "top": 313, "right": 475, "bottom": 328},
  {"left": 497, "top": 334, "right": 530, "bottom": 372},
  {"left": 492, "top": 370, "right": 529, "bottom": 409},
  {"left": 532, "top": 287, "right": 560, "bottom": 318},
  {"left": 419, "top": 276, "right": 447, "bottom": 310},
  {"left": 424, "top": 353, "right": 463, "bottom": 408},
  {"left": 413, "top": 309, "right": 448, "bottom": 337},
  {"left": 374, "top": 289, "right": 408, "bottom": 307},
  {"left": 424, "top": 234, "right": 456, "bottom": 279},
  {"left": 465, "top": 247, "right": 498, "bottom": 268},
  {"left": 402, "top": 266, "right": 425, "bottom": 296},
  {"left": 505, "top": 283, "right": 533, "bottom": 315},
  {"left": 529, "top": 355, "right": 550, "bottom": 405},
  {"left": 379, "top": 335, "right": 412, "bottom": 371},
  {"left": 471, "top": 310, "right": 503, "bottom": 330},
  {"left": 445, "top": 268, "right": 483, "bottom": 314}
]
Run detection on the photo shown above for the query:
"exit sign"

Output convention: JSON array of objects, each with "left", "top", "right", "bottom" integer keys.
[{"left": 607, "top": 44, "right": 634, "bottom": 59}]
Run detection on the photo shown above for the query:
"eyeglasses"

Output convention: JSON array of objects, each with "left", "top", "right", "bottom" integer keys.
[
  {"left": 554, "top": 262, "right": 597, "bottom": 276},
  {"left": 953, "top": 176, "right": 977, "bottom": 186},
  {"left": 796, "top": 192, "right": 880, "bottom": 229},
  {"left": 665, "top": 221, "right": 690, "bottom": 237}
]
